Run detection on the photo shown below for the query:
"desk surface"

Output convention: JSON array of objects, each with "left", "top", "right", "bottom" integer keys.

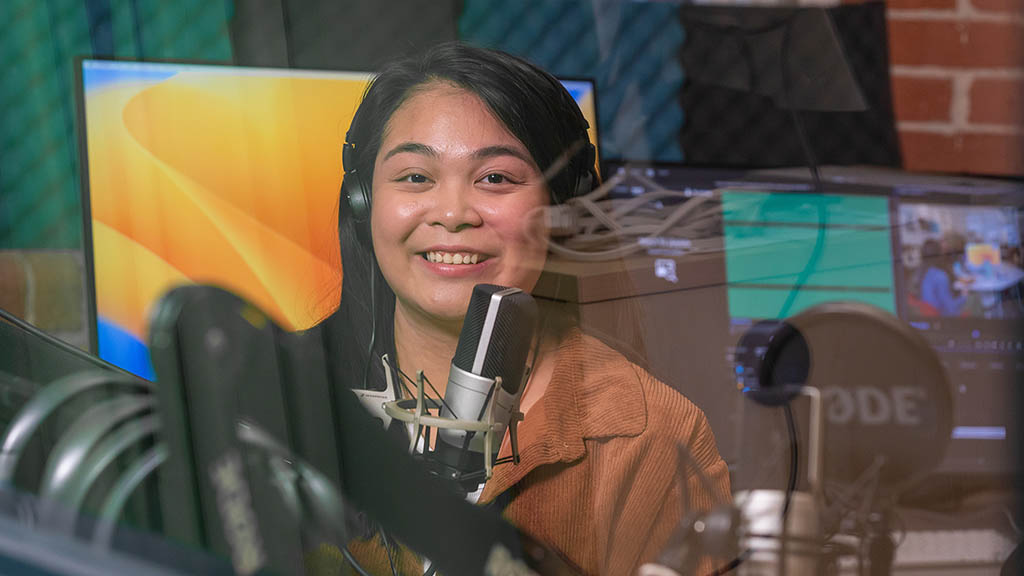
[{"left": 535, "top": 250, "right": 726, "bottom": 304}]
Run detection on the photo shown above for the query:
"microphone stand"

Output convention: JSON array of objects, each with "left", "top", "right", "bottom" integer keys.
[
  {"left": 864, "top": 506, "right": 895, "bottom": 576},
  {"left": 774, "top": 386, "right": 825, "bottom": 576},
  {"left": 737, "top": 384, "right": 826, "bottom": 576}
]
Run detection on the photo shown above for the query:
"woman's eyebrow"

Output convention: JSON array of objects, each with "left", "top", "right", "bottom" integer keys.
[
  {"left": 381, "top": 141, "right": 438, "bottom": 162},
  {"left": 472, "top": 145, "right": 533, "bottom": 165}
]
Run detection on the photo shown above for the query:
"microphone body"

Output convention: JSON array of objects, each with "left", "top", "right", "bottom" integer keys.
[
  {"left": 734, "top": 489, "right": 821, "bottom": 576},
  {"left": 434, "top": 285, "right": 538, "bottom": 488}
]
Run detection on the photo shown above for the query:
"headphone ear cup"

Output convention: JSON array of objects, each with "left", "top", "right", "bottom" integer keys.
[
  {"left": 341, "top": 139, "right": 372, "bottom": 241},
  {"left": 575, "top": 167, "right": 594, "bottom": 198},
  {"left": 571, "top": 143, "right": 598, "bottom": 199},
  {"left": 345, "top": 176, "right": 371, "bottom": 224},
  {"left": 342, "top": 175, "right": 372, "bottom": 244}
]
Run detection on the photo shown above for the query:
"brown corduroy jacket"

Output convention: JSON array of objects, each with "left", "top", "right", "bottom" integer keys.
[{"left": 345, "top": 329, "right": 731, "bottom": 575}]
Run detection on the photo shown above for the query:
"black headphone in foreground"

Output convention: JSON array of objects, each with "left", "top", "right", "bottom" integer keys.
[{"left": 340, "top": 129, "right": 598, "bottom": 244}]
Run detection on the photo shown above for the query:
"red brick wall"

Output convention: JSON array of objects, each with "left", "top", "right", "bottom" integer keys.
[{"left": 883, "top": 0, "right": 1024, "bottom": 175}]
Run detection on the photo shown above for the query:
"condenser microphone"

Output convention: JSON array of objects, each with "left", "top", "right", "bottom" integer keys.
[{"left": 434, "top": 284, "right": 538, "bottom": 489}]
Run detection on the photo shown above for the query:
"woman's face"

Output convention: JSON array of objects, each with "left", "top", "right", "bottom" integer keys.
[{"left": 370, "top": 83, "right": 550, "bottom": 325}]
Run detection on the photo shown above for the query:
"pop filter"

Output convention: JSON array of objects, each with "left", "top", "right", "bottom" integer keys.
[{"left": 777, "top": 302, "right": 953, "bottom": 495}]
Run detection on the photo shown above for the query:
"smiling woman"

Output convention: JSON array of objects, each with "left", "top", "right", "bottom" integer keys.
[
  {"left": 321, "top": 42, "right": 730, "bottom": 575},
  {"left": 371, "top": 85, "right": 551, "bottom": 345}
]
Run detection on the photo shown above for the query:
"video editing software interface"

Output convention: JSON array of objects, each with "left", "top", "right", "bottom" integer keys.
[
  {"left": 894, "top": 197, "right": 1023, "bottom": 473},
  {"left": 77, "top": 59, "right": 599, "bottom": 381},
  {"left": 609, "top": 162, "right": 1023, "bottom": 477}
]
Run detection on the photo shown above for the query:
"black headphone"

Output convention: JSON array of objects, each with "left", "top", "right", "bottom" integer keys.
[
  {"left": 340, "top": 132, "right": 373, "bottom": 244},
  {"left": 571, "top": 139, "right": 598, "bottom": 200},
  {"left": 736, "top": 319, "right": 809, "bottom": 407},
  {"left": 340, "top": 130, "right": 598, "bottom": 243}
]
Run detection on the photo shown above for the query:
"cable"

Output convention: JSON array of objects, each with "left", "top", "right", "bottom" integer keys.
[
  {"left": 782, "top": 405, "right": 800, "bottom": 516},
  {"left": 777, "top": 403, "right": 800, "bottom": 576},
  {"left": 774, "top": 13, "right": 829, "bottom": 321},
  {"left": 360, "top": 261, "right": 378, "bottom": 390},
  {"left": 780, "top": 12, "right": 823, "bottom": 196},
  {"left": 545, "top": 173, "right": 726, "bottom": 263},
  {"left": 766, "top": 17, "right": 827, "bottom": 566}
]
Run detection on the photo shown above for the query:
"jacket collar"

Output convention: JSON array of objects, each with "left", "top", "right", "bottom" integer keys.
[{"left": 479, "top": 330, "right": 648, "bottom": 504}]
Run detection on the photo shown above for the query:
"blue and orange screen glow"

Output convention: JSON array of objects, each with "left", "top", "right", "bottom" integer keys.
[{"left": 79, "top": 59, "right": 599, "bottom": 379}]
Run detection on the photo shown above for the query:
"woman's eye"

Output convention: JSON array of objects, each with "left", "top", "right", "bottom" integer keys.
[
  {"left": 483, "top": 173, "right": 508, "bottom": 184},
  {"left": 402, "top": 173, "right": 429, "bottom": 184}
]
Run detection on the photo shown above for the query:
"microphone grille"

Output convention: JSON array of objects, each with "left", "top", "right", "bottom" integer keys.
[
  {"left": 453, "top": 285, "right": 499, "bottom": 369},
  {"left": 454, "top": 285, "right": 538, "bottom": 393}
]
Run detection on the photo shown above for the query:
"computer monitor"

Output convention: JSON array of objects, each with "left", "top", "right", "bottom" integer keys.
[
  {"left": 893, "top": 195, "right": 1024, "bottom": 476},
  {"left": 558, "top": 78, "right": 602, "bottom": 170},
  {"left": 75, "top": 58, "right": 600, "bottom": 380}
]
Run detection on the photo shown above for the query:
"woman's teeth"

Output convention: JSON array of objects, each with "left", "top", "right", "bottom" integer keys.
[{"left": 425, "top": 251, "right": 481, "bottom": 265}]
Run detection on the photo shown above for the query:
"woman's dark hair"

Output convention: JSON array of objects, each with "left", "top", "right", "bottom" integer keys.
[{"left": 323, "top": 42, "right": 594, "bottom": 392}]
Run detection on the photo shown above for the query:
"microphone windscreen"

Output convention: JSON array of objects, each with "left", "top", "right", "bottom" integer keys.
[
  {"left": 452, "top": 285, "right": 538, "bottom": 394},
  {"left": 789, "top": 302, "right": 952, "bottom": 493}
]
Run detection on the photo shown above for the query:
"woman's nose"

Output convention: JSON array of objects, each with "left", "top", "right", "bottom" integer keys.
[{"left": 429, "top": 180, "right": 483, "bottom": 232}]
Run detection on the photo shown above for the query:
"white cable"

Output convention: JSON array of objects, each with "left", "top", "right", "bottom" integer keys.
[{"left": 546, "top": 172, "right": 725, "bottom": 262}]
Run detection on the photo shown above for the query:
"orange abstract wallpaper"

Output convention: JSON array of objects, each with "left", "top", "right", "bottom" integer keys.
[{"left": 82, "top": 61, "right": 369, "bottom": 378}]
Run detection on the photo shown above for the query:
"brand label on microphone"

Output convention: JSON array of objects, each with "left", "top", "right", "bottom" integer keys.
[{"left": 824, "top": 386, "right": 926, "bottom": 427}]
